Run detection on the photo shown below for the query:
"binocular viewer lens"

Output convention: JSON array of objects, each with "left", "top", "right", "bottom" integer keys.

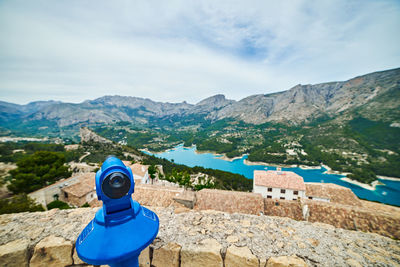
[{"left": 101, "top": 172, "right": 131, "bottom": 199}]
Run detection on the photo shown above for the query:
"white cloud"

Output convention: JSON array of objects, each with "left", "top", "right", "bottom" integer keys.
[{"left": 0, "top": 0, "right": 399, "bottom": 104}]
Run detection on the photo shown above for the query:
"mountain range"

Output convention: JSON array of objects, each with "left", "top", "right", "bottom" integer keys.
[{"left": 1, "top": 68, "right": 399, "bottom": 129}]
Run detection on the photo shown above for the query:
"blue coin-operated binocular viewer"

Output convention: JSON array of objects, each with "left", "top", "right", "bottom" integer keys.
[{"left": 76, "top": 156, "right": 159, "bottom": 267}]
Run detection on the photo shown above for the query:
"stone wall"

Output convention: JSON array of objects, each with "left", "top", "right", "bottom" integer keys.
[
  {"left": 264, "top": 199, "right": 303, "bottom": 221},
  {"left": 132, "top": 185, "right": 184, "bottom": 207},
  {"left": 85, "top": 185, "right": 400, "bottom": 239},
  {"left": 1, "top": 207, "right": 399, "bottom": 267},
  {"left": 305, "top": 200, "right": 400, "bottom": 239},
  {"left": 194, "top": 189, "right": 264, "bottom": 215}
]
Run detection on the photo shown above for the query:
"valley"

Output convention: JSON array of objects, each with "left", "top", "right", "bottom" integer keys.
[{"left": 0, "top": 68, "right": 399, "bottom": 186}]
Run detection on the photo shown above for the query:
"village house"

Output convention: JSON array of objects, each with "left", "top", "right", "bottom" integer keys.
[
  {"left": 28, "top": 175, "right": 81, "bottom": 208},
  {"left": 123, "top": 161, "right": 150, "bottom": 184},
  {"left": 253, "top": 169, "right": 306, "bottom": 200},
  {"left": 59, "top": 172, "right": 96, "bottom": 207}
]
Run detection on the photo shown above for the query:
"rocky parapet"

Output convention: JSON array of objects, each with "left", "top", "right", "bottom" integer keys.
[{"left": 0, "top": 207, "right": 399, "bottom": 266}]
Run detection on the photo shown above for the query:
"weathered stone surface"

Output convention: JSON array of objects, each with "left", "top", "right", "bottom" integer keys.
[
  {"left": 181, "top": 238, "right": 223, "bottom": 267},
  {"left": 226, "top": 235, "right": 239, "bottom": 243},
  {"left": 1, "top": 207, "right": 400, "bottom": 267},
  {"left": 264, "top": 199, "right": 303, "bottom": 220},
  {"left": 225, "top": 245, "right": 258, "bottom": 267},
  {"left": 152, "top": 242, "right": 181, "bottom": 267},
  {"left": 195, "top": 189, "right": 264, "bottom": 215},
  {"left": 266, "top": 255, "right": 308, "bottom": 267},
  {"left": 138, "top": 246, "right": 150, "bottom": 267},
  {"left": 30, "top": 235, "right": 73, "bottom": 267},
  {"left": 73, "top": 247, "right": 85, "bottom": 265},
  {"left": 346, "top": 258, "right": 362, "bottom": 267},
  {"left": 305, "top": 200, "right": 400, "bottom": 239},
  {"left": 0, "top": 239, "right": 29, "bottom": 267}
]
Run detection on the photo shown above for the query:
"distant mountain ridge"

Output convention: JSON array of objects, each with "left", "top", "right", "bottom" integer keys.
[{"left": 1, "top": 67, "right": 399, "bottom": 127}]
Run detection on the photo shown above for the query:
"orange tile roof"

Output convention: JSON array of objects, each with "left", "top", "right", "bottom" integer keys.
[
  {"left": 305, "top": 183, "right": 361, "bottom": 206},
  {"left": 62, "top": 173, "right": 96, "bottom": 197},
  {"left": 130, "top": 163, "right": 148, "bottom": 177},
  {"left": 254, "top": 170, "right": 306, "bottom": 191}
]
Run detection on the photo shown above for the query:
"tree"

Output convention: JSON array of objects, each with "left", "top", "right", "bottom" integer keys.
[
  {"left": 0, "top": 194, "right": 44, "bottom": 215},
  {"left": 148, "top": 165, "right": 157, "bottom": 185},
  {"left": 8, "top": 151, "right": 71, "bottom": 194}
]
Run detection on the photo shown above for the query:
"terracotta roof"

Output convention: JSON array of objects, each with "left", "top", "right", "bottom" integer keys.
[
  {"left": 254, "top": 170, "right": 306, "bottom": 191},
  {"left": 122, "top": 160, "right": 132, "bottom": 167},
  {"left": 130, "top": 163, "right": 149, "bottom": 177},
  {"left": 305, "top": 183, "right": 361, "bottom": 206},
  {"left": 195, "top": 189, "right": 264, "bottom": 215},
  {"left": 62, "top": 173, "right": 96, "bottom": 198}
]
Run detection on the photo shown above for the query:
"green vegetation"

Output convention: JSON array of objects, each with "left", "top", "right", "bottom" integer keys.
[
  {"left": 0, "top": 142, "right": 83, "bottom": 163},
  {"left": 142, "top": 155, "right": 252, "bottom": 191},
  {"left": 148, "top": 165, "right": 156, "bottom": 184},
  {"left": 7, "top": 151, "right": 72, "bottom": 194},
  {"left": 47, "top": 200, "right": 72, "bottom": 210},
  {"left": 90, "top": 112, "right": 400, "bottom": 185},
  {"left": 0, "top": 194, "right": 44, "bottom": 215}
]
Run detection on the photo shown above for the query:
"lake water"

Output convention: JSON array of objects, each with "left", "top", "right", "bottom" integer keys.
[{"left": 146, "top": 144, "right": 400, "bottom": 207}]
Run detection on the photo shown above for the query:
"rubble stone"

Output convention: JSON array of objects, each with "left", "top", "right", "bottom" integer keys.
[
  {"left": 0, "top": 239, "right": 29, "bottom": 267},
  {"left": 29, "top": 235, "right": 73, "bottom": 267},
  {"left": 138, "top": 246, "right": 150, "bottom": 267},
  {"left": 225, "top": 245, "right": 258, "bottom": 267},
  {"left": 266, "top": 255, "right": 308, "bottom": 267},
  {"left": 152, "top": 242, "right": 181, "bottom": 267},
  {"left": 181, "top": 238, "right": 223, "bottom": 267}
]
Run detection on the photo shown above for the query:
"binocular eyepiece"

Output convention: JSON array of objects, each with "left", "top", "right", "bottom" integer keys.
[{"left": 102, "top": 171, "right": 131, "bottom": 199}]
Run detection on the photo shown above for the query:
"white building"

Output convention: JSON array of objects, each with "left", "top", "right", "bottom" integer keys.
[
  {"left": 253, "top": 169, "right": 306, "bottom": 200},
  {"left": 123, "top": 162, "right": 150, "bottom": 184}
]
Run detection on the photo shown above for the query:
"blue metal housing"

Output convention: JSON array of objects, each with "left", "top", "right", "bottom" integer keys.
[{"left": 76, "top": 157, "right": 159, "bottom": 267}]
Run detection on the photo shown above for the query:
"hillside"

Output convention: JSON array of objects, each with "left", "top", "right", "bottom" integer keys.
[{"left": 0, "top": 67, "right": 399, "bottom": 183}]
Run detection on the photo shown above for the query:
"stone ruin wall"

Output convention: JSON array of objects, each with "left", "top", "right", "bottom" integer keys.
[
  {"left": 113, "top": 187, "right": 400, "bottom": 240},
  {"left": 1, "top": 207, "right": 400, "bottom": 267},
  {"left": 263, "top": 199, "right": 303, "bottom": 221}
]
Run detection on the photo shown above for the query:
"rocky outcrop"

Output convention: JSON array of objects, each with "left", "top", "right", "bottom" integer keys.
[
  {"left": 79, "top": 127, "right": 112, "bottom": 144},
  {"left": 1, "top": 207, "right": 399, "bottom": 266},
  {"left": 209, "top": 68, "right": 400, "bottom": 124}
]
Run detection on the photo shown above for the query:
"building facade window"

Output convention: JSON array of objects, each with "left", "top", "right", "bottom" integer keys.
[
  {"left": 280, "top": 197, "right": 285, "bottom": 200},
  {"left": 294, "top": 191, "right": 298, "bottom": 195},
  {"left": 267, "top": 188, "right": 272, "bottom": 192},
  {"left": 308, "top": 196, "right": 313, "bottom": 200},
  {"left": 267, "top": 195, "right": 272, "bottom": 199},
  {"left": 281, "top": 189, "right": 286, "bottom": 194},
  {"left": 64, "top": 192, "right": 68, "bottom": 199}
]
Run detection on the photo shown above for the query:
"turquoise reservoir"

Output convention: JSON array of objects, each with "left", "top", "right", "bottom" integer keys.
[{"left": 146, "top": 144, "right": 400, "bottom": 207}]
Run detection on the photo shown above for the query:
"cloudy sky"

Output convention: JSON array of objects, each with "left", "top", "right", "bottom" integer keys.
[{"left": 1, "top": 0, "right": 399, "bottom": 104}]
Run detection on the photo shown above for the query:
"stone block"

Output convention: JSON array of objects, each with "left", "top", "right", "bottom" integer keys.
[
  {"left": 152, "top": 242, "right": 181, "bottom": 267},
  {"left": 73, "top": 247, "right": 85, "bottom": 265},
  {"left": 225, "top": 245, "right": 258, "bottom": 267},
  {"left": 30, "top": 235, "right": 73, "bottom": 267},
  {"left": 266, "top": 255, "right": 307, "bottom": 267},
  {"left": 0, "top": 239, "right": 29, "bottom": 267},
  {"left": 139, "top": 246, "right": 150, "bottom": 267},
  {"left": 181, "top": 238, "right": 223, "bottom": 267}
]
